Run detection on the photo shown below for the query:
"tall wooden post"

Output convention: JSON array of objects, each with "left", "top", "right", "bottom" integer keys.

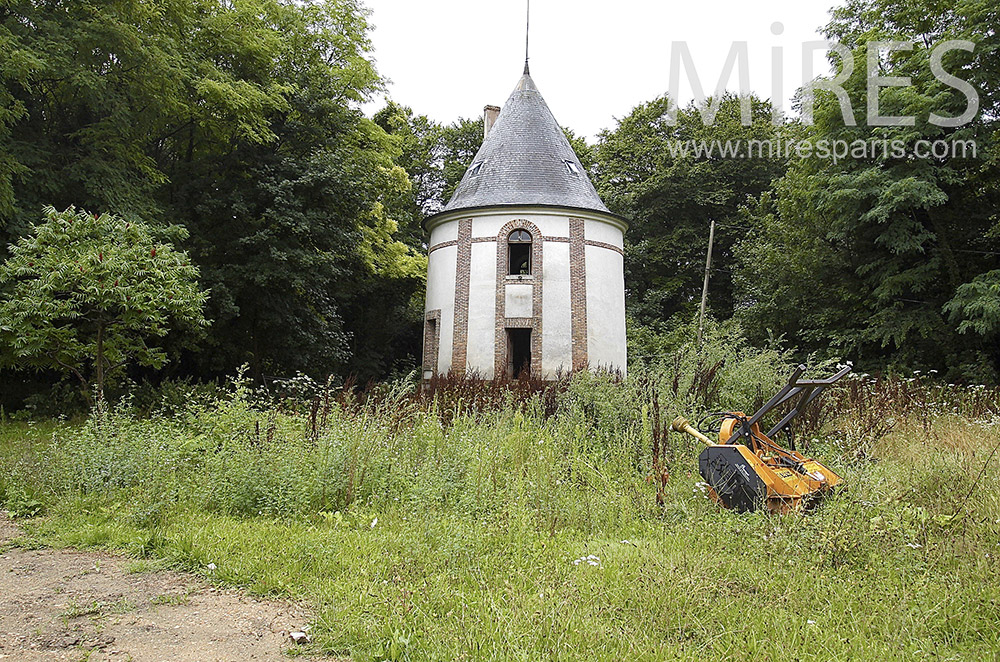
[{"left": 697, "top": 219, "right": 716, "bottom": 346}]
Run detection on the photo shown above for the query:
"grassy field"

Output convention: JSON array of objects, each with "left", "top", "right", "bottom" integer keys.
[{"left": 1, "top": 355, "right": 999, "bottom": 660}]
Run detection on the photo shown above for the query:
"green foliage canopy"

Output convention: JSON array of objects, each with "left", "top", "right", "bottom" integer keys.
[
  {"left": 0, "top": 0, "right": 427, "bottom": 383},
  {"left": 735, "top": 0, "right": 1000, "bottom": 380},
  {"left": 0, "top": 206, "right": 208, "bottom": 402},
  {"left": 595, "top": 95, "right": 787, "bottom": 326}
]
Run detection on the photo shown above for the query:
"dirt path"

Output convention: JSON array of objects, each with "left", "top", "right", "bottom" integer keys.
[{"left": 0, "top": 515, "right": 327, "bottom": 661}]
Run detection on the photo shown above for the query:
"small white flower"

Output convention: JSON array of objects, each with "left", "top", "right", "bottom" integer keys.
[
  {"left": 573, "top": 554, "right": 602, "bottom": 567},
  {"left": 807, "top": 620, "right": 817, "bottom": 625},
  {"left": 906, "top": 543, "right": 922, "bottom": 549},
  {"left": 370, "top": 517, "right": 378, "bottom": 529},
  {"left": 207, "top": 563, "right": 217, "bottom": 571}
]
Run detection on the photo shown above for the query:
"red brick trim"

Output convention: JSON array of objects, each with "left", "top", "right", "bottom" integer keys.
[
  {"left": 570, "top": 218, "right": 588, "bottom": 371},
  {"left": 542, "top": 236, "right": 570, "bottom": 243},
  {"left": 495, "top": 219, "right": 543, "bottom": 378},
  {"left": 451, "top": 219, "right": 473, "bottom": 374},
  {"left": 584, "top": 239, "right": 624, "bottom": 255},
  {"left": 427, "top": 239, "right": 458, "bottom": 254},
  {"left": 422, "top": 309, "right": 441, "bottom": 376},
  {"left": 471, "top": 237, "right": 495, "bottom": 243},
  {"left": 503, "top": 317, "right": 533, "bottom": 328}
]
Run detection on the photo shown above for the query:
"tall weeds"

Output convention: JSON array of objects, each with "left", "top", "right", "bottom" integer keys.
[{"left": 6, "top": 328, "right": 999, "bottom": 540}]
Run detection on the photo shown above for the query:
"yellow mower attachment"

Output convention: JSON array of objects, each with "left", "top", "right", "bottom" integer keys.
[{"left": 671, "top": 365, "right": 849, "bottom": 514}]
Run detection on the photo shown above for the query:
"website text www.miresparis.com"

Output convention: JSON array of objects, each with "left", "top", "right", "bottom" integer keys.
[{"left": 665, "top": 138, "right": 978, "bottom": 163}]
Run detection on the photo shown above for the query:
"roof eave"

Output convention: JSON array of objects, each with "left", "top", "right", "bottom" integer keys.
[{"left": 423, "top": 203, "right": 629, "bottom": 233}]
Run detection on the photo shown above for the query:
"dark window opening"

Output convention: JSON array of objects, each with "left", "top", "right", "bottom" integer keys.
[
  {"left": 469, "top": 161, "right": 483, "bottom": 177},
  {"left": 507, "top": 328, "right": 531, "bottom": 379},
  {"left": 563, "top": 159, "right": 580, "bottom": 175},
  {"left": 508, "top": 229, "right": 532, "bottom": 275}
]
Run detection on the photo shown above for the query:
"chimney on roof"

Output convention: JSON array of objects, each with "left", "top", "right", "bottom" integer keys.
[{"left": 483, "top": 105, "right": 501, "bottom": 139}]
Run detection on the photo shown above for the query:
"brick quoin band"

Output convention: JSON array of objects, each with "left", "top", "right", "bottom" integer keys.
[
  {"left": 569, "top": 218, "right": 588, "bottom": 371},
  {"left": 450, "top": 219, "right": 473, "bottom": 373},
  {"left": 494, "top": 219, "right": 543, "bottom": 378}
]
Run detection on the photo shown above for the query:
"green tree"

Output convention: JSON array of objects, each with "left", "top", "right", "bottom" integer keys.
[
  {"left": 440, "top": 116, "right": 484, "bottom": 203},
  {"left": 595, "top": 94, "right": 787, "bottom": 327},
  {"left": 161, "top": 3, "right": 424, "bottom": 381},
  {"left": 374, "top": 107, "right": 490, "bottom": 223},
  {"left": 373, "top": 102, "right": 445, "bottom": 247},
  {"left": 1, "top": 0, "right": 427, "bottom": 384},
  {"left": 0, "top": 206, "right": 208, "bottom": 404},
  {"left": 563, "top": 127, "right": 595, "bottom": 171},
  {"left": 0, "top": 0, "right": 297, "bottom": 247},
  {"left": 735, "top": 0, "right": 1000, "bottom": 380}
]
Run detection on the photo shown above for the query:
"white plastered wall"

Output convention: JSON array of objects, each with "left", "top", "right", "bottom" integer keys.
[
  {"left": 541, "top": 240, "right": 572, "bottom": 376},
  {"left": 471, "top": 214, "right": 570, "bottom": 239},
  {"left": 466, "top": 241, "right": 497, "bottom": 376},
  {"left": 425, "top": 238, "right": 457, "bottom": 375},
  {"left": 426, "top": 209, "right": 627, "bottom": 379},
  {"left": 429, "top": 222, "right": 458, "bottom": 246},
  {"left": 584, "top": 229, "right": 627, "bottom": 374},
  {"left": 585, "top": 219, "right": 624, "bottom": 249}
]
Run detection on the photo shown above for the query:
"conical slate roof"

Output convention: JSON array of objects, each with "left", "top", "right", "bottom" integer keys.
[{"left": 437, "top": 72, "right": 610, "bottom": 216}]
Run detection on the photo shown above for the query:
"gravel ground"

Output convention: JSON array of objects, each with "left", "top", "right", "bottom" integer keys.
[{"left": 0, "top": 514, "right": 332, "bottom": 661}]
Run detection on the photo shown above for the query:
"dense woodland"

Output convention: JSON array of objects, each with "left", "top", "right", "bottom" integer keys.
[{"left": 1, "top": 0, "right": 999, "bottom": 410}]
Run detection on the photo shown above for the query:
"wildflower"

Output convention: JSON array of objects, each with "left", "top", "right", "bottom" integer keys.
[
  {"left": 207, "top": 563, "right": 217, "bottom": 571},
  {"left": 572, "top": 554, "right": 602, "bottom": 567},
  {"left": 906, "top": 543, "right": 922, "bottom": 549},
  {"left": 371, "top": 517, "right": 378, "bottom": 529},
  {"left": 807, "top": 620, "right": 817, "bottom": 625}
]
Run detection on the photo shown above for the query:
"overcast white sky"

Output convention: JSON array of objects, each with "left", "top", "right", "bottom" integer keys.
[{"left": 361, "top": 0, "right": 844, "bottom": 140}]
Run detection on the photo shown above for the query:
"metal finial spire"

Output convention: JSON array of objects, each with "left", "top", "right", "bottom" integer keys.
[{"left": 524, "top": 0, "right": 530, "bottom": 75}]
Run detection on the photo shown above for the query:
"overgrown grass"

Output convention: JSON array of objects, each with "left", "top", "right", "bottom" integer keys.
[{"left": 1, "top": 339, "right": 998, "bottom": 660}]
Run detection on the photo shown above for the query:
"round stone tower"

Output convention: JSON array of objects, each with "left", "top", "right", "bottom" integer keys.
[{"left": 422, "top": 68, "right": 627, "bottom": 380}]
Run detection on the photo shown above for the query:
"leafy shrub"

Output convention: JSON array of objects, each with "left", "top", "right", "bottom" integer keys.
[
  {"left": 129, "top": 377, "right": 220, "bottom": 418},
  {"left": 4, "top": 486, "right": 45, "bottom": 519}
]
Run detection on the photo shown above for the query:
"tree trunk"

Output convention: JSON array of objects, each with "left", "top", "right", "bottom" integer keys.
[{"left": 95, "top": 322, "right": 105, "bottom": 409}]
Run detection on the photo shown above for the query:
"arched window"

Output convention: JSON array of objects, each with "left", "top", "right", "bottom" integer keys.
[{"left": 508, "top": 229, "right": 532, "bottom": 275}]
